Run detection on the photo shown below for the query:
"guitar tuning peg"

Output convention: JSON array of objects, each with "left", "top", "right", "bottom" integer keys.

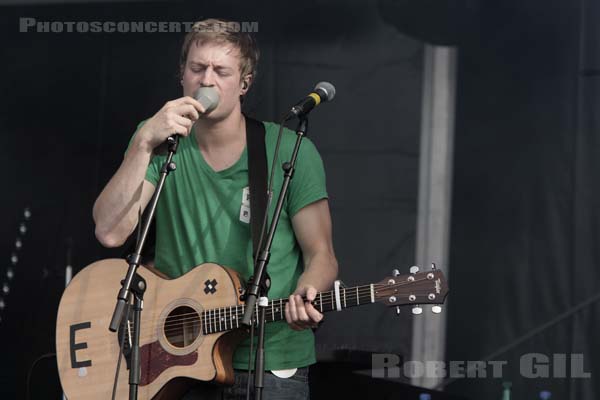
[
  {"left": 412, "top": 305, "right": 423, "bottom": 315},
  {"left": 410, "top": 266, "right": 420, "bottom": 274},
  {"left": 431, "top": 263, "right": 437, "bottom": 270},
  {"left": 396, "top": 306, "right": 401, "bottom": 315},
  {"left": 392, "top": 269, "right": 400, "bottom": 277},
  {"left": 431, "top": 305, "right": 442, "bottom": 314}
]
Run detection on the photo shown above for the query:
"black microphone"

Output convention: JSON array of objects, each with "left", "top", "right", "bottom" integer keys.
[{"left": 286, "top": 82, "right": 336, "bottom": 120}]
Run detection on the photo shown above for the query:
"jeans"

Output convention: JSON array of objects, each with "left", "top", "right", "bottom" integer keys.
[{"left": 181, "top": 368, "right": 310, "bottom": 400}]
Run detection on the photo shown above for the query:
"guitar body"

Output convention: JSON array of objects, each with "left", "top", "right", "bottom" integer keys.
[
  {"left": 56, "top": 258, "right": 450, "bottom": 399},
  {"left": 56, "top": 259, "right": 247, "bottom": 400}
]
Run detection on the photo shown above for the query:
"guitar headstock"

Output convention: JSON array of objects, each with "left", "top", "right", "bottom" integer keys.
[{"left": 374, "top": 264, "right": 449, "bottom": 315}]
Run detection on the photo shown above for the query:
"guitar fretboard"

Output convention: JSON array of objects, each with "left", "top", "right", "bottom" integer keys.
[{"left": 200, "top": 284, "right": 375, "bottom": 334}]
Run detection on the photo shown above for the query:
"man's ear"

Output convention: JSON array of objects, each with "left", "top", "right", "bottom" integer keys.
[{"left": 241, "top": 74, "right": 253, "bottom": 94}]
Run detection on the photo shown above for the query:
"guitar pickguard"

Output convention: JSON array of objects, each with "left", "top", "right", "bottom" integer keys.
[{"left": 139, "top": 341, "right": 198, "bottom": 386}]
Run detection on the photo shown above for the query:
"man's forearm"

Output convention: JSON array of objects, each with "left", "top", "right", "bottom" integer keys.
[
  {"left": 93, "top": 139, "right": 154, "bottom": 247},
  {"left": 296, "top": 250, "right": 339, "bottom": 293}
]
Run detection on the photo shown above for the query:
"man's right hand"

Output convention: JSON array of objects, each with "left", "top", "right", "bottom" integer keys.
[{"left": 135, "top": 96, "right": 206, "bottom": 151}]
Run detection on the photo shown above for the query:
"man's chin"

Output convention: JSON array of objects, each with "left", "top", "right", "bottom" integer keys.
[{"left": 198, "top": 108, "right": 230, "bottom": 123}]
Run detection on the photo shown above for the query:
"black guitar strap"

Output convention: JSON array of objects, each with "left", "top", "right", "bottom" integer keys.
[{"left": 245, "top": 115, "right": 268, "bottom": 257}]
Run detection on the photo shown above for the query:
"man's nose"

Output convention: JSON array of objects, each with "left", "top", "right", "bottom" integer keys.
[{"left": 200, "top": 67, "right": 215, "bottom": 86}]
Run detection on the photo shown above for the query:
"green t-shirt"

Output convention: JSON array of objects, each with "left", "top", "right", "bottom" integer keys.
[{"left": 132, "top": 120, "right": 328, "bottom": 370}]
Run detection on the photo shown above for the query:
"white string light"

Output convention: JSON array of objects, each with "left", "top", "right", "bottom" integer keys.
[{"left": 0, "top": 207, "right": 32, "bottom": 325}]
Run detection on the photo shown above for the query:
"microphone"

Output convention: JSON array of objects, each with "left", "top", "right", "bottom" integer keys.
[
  {"left": 286, "top": 82, "right": 336, "bottom": 119},
  {"left": 165, "top": 86, "right": 220, "bottom": 151},
  {"left": 194, "top": 86, "right": 220, "bottom": 114}
]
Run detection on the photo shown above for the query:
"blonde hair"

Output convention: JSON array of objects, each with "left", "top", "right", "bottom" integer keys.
[{"left": 179, "top": 18, "right": 260, "bottom": 81}]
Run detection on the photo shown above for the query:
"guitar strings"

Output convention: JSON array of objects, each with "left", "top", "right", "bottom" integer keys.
[
  {"left": 148, "top": 289, "right": 440, "bottom": 344},
  {"left": 164, "top": 292, "right": 438, "bottom": 331},
  {"left": 161, "top": 286, "right": 376, "bottom": 330},
  {"left": 161, "top": 277, "right": 439, "bottom": 329},
  {"left": 109, "top": 278, "right": 438, "bottom": 341},
  {"left": 158, "top": 278, "right": 439, "bottom": 332},
  {"left": 131, "top": 287, "right": 439, "bottom": 343},
  {"left": 158, "top": 292, "right": 373, "bottom": 337},
  {"left": 165, "top": 278, "right": 430, "bottom": 325},
  {"left": 160, "top": 289, "right": 375, "bottom": 335},
  {"left": 120, "top": 276, "right": 442, "bottom": 344}
]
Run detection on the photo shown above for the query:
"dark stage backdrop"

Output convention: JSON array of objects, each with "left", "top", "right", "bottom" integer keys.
[
  {"left": 0, "top": 1, "right": 423, "bottom": 397},
  {"left": 446, "top": 0, "right": 600, "bottom": 399}
]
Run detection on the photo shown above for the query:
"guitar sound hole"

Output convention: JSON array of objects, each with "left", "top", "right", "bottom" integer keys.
[{"left": 164, "top": 305, "right": 201, "bottom": 348}]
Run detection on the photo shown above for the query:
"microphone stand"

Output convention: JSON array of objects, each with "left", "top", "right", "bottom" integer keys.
[
  {"left": 108, "top": 135, "right": 180, "bottom": 400},
  {"left": 241, "top": 116, "right": 309, "bottom": 400}
]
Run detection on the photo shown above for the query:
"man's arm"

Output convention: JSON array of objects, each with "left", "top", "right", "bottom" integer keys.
[
  {"left": 93, "top": 96, "right": 204, "bottom": 247},
  {"left": 92, "top": 141, "right": 156, "bottom": 247},
  {"left": 285, "top": 198, "right": 338, "bottom": 330}
]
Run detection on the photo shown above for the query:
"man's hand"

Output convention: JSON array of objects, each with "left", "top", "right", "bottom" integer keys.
[
  {"left": 285, "top": 285, "right": 323, "bottom": 331},
  {"left": 135, "top": 96, "right": 205, "bottom": 151}
]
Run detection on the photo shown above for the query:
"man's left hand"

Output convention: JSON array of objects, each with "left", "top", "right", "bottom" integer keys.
[{"left": 285, "top": 286, "right": 323, "bottom": 331}]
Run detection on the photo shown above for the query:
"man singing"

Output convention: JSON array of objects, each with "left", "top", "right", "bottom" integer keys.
[{"left": 93, "top": 18, "right": 338, "bottom": 399}]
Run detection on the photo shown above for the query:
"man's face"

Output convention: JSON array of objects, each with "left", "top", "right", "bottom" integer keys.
[{"left": 181, "top": 40, "right": 248, "bottom": 121}]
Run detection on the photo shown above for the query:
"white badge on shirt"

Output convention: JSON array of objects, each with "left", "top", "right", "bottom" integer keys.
[{"left": 240, "top": 186, "right": 251, "bottom": 223}]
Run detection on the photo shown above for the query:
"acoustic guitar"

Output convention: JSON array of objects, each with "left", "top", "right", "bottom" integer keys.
[{"left": 56, "top": 259, "right": 448, "bottom": 399}]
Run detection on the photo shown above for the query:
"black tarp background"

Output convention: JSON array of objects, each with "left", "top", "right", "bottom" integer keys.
[{"left": 446, "top": 0, "right": 600, "bottom": 399}]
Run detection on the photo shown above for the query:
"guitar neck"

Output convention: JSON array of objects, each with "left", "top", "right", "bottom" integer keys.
[{"left": 201, "top": 284, "right": 375, "bottom": 335}]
